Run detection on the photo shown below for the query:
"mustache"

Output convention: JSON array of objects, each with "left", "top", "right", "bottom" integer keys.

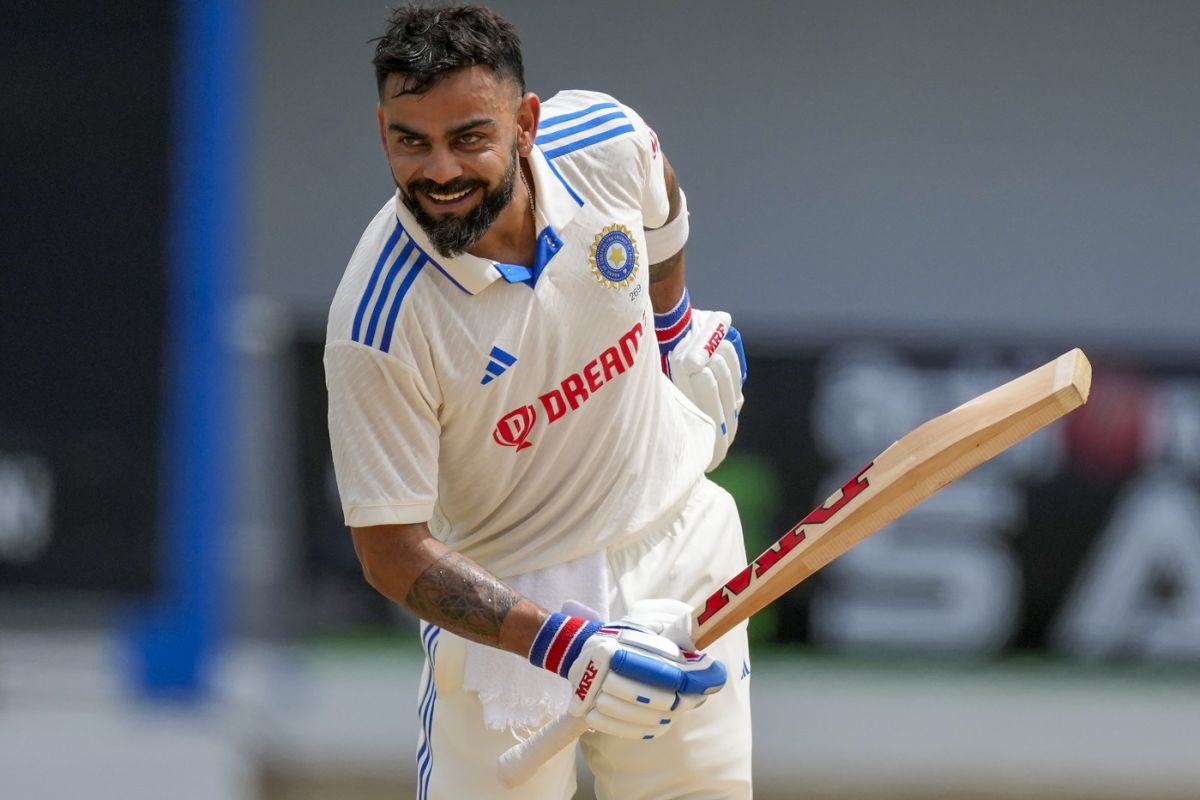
[{"left": 405, "top": 176, "right": 489, "bottom": 196}]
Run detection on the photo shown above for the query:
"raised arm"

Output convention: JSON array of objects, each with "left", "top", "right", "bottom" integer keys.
[{"left": 645, "top": 151, "right": 748, "bottom": 471}]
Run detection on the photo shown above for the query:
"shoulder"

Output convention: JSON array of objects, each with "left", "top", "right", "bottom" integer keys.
[
  {"left": 536, "top": 89, "right": 658, "bottom": 165},
  {"left": 327, "top": 198, "right": 399, "bottom": 343},
  {"left": 326, "top": 198, "right": 433, "bottom": 361}
]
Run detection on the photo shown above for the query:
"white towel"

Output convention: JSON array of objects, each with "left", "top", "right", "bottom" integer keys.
[{"left": 461, "top": 551, "right": 611, "bottom": 731}]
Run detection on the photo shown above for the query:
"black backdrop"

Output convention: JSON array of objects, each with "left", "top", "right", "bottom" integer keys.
[{"left": 0, "top": 3, "right": 173, "bottom": 596}]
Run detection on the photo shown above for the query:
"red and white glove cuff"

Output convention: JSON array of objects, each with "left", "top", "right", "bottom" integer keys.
[
  {"left": 529, "top": 612, "right": 603, "bottom": 679},
  {"left": 654, "top": 287, "right": 693, "bottom": 375}
]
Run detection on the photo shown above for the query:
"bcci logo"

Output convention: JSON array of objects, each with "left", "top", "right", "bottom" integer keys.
[
  {"left": 492, "top": 404, "right": 537, "bottom": 451},
  {"left": 589, "top": 224, "right": 638, "bottom": 288}
]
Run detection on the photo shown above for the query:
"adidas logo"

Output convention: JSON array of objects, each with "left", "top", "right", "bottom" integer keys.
[
  {"left": 481, "top": 346, "right": 517, "bottom": 385},
  {"left": 741, "top": 660, "right": 751, "bottom": 680}
]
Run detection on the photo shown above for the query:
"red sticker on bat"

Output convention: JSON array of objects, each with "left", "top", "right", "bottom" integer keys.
[{"left": 696, "top": 463, "right": 873, "bottom": 626}]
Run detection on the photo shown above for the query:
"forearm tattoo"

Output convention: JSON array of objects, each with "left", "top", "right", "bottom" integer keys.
[{"left": 405, "top": 551, "right": 521, "bottom": 646}]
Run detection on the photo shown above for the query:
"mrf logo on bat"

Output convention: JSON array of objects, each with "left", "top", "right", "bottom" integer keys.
[{"left": 695, "top": 464, "right": 874, "bottom": 628}]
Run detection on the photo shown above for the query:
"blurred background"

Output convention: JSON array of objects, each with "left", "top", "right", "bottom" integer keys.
[{"left": 3, "top": 1, "right": 1199, "bottom": 798}]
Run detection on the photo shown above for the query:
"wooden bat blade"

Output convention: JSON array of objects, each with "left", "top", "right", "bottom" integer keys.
[
  {"left": 692, "top": 347, "right": 1092, "bottom": 649},
  {"left": 498, "top": 348, "right": 1091, "bottom": 786}
]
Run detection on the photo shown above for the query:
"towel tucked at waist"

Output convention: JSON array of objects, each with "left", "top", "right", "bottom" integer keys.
[{"left": 461, "top": 551, "right": 611, "bottom": 731}]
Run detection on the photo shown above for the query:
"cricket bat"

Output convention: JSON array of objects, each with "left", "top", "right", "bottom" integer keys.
[{"left": 499, "top": 347, "right": 1092, "bottom": 787}]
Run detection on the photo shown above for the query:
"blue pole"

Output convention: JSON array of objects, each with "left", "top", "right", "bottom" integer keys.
[{"left": 127, "top": 0, "right": 246, "bottom": 699}]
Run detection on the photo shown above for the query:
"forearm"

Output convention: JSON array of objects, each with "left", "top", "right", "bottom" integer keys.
[
  {"left": 406, "top": 548, "right": 548, "bottom": 655},
  {"left": 649, "top": 249, "right": 685, "bottom": 313},
  {"left": 351, "top": 522, "right": 548, "bottom": 656}
]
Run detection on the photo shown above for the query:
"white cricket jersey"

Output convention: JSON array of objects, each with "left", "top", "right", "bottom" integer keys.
[{"left": 325, "top": 90, "right": 714, "bottom": 578}]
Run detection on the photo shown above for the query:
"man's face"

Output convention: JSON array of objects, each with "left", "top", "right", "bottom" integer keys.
[{"left": 377, "top": 66, "right": 534, "bottom": 257}]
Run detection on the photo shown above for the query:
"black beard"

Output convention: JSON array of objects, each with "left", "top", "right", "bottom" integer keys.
[{"left": 399, "top": 149, "right": 518, "bottom": 258}]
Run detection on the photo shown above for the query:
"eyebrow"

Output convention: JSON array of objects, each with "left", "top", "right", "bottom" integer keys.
[{"left": 387, "top": 117, "right": 497, "bottom": 139}]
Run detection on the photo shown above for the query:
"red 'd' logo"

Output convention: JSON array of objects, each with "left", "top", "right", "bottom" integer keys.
[{"left": 492, "top": 404, "right": 537, "bottom": 451}]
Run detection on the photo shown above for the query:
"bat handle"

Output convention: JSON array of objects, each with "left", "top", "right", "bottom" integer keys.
[{"left": 497, "top": 713, "right": 589, "bottom": 788}]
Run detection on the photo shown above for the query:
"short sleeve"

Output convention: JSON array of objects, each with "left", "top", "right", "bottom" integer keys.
[
  {"left": 622, "top": 103, "right": 671, "bottom": 228},
  {"left": 324, "top": 340, "right": 440, "bottom": 527}
]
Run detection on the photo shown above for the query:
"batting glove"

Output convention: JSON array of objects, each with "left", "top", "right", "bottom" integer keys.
[
  {"left": 612, "top": 598, "right": 698, "bottom": 650},
  {"left": 655, "top": 288, "right": 747, "bottom": 472},
  {"left": 529, "top": 611, "right": 727, "bottom": 740}
]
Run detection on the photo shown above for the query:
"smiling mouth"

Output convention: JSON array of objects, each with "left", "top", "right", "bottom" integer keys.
[{"left": 426, "top": 186, "right": 477, "bottom": 205}]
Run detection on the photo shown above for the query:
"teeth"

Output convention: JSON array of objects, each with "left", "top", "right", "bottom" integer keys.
[{"left": 429, "top": 188, "right": 471, "bottom": 202}]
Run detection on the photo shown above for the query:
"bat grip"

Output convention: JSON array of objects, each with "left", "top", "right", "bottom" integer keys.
[{"left": 497, "top": 713, "right": 589, "bottom": 788}]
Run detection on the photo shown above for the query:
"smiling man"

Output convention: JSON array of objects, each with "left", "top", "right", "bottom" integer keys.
[
  {"left": 324, "top": 6, "right": 751, "bottom": 798},
  {"left": 384, "top": 64, "right": 532, "bottom": 261}
]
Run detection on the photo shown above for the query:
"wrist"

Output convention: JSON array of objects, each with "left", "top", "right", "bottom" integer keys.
[
  {"left": 528, "top": 612, "right": 603, "bottom": 678},
  {"left": 498, "top": 600, "right": 554, "bottom": 657}
]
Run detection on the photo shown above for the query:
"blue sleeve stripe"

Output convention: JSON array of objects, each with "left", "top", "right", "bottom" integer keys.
[
  {"left": 535, "top": 111, "right": 628, "bottom": 145},
  {"left": 363, "top": 237, "right": 417, "bottom": 347},
  {"left": 542, "top": 125, "right": 637, "bottom": 160},
  {"left": 539, "top": 101, "right": 619, "bottom": 129},
  {"left": 379, "top": 256, "right": 427, "bottom": 354},
  {"left": 352, "top": 222, "right": 403, "bottom": 342}
]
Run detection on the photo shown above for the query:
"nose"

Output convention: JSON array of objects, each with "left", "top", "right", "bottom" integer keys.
[{"left": 422, "top": 145, "right": 463, "bottom": 186}]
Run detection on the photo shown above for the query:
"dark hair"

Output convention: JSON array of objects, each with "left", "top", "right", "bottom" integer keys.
[{"left": 372, "top": 5, "right": 526, "bottom": 97}]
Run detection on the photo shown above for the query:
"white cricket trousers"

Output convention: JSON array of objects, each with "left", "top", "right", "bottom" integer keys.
[{"left": 413, "top": 479, "right": 753, "bottom": 799}]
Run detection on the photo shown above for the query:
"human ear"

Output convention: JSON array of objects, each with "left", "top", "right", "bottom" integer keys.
[{"left": 517, "top": 93, "right": 541, "bottom": 155}]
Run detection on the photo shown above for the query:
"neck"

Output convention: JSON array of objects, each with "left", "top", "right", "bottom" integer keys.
[{"left": 467, "top": 159, "right": 537, "bottom": 266}]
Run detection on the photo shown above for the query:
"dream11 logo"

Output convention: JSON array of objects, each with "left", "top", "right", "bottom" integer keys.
[{"left": 492, "top": 318, "right": 646, "bottom": 453}]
